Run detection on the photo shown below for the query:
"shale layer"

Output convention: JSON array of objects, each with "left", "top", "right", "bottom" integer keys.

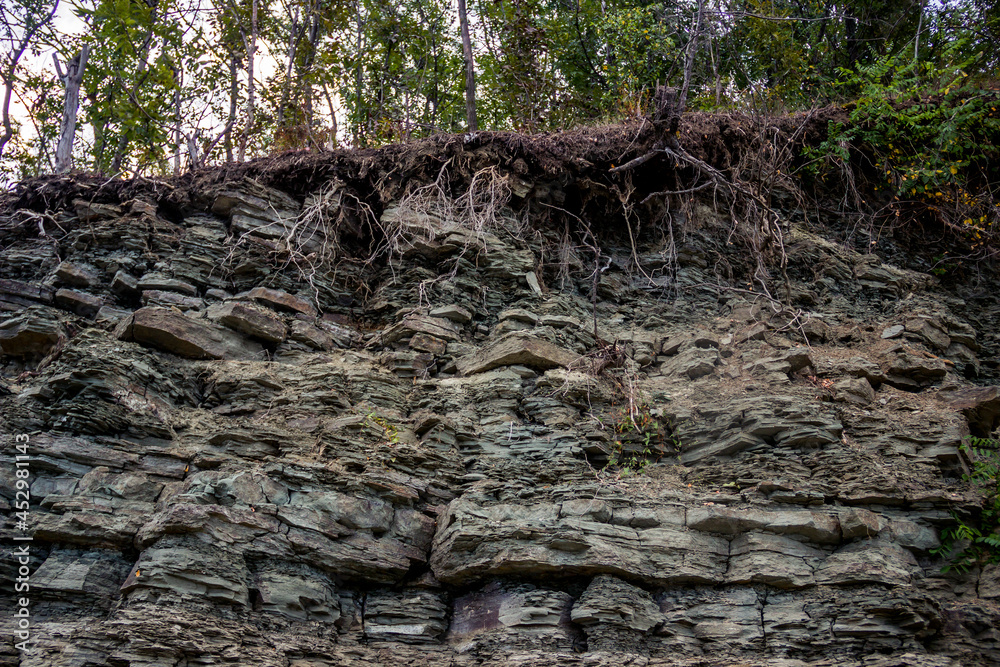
[{"left": 2, "top": 117, "right": 1000, "bottom": 666}]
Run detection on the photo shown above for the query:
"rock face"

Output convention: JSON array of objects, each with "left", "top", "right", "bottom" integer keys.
[{"left": 1, "top": 146, "right": 1000, "bottom": 667}]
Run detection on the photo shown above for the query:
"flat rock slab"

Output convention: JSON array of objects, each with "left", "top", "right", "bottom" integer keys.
[
  {"left": 54, "top": 288, "right": 104, "bottom": 317},
  {"left": 0, "top": 313, "right": 64, "bottom": 357},
  {"left": 935, "top": 385, "right": 1000, "bottom": 436},
  {"left": 0, "top": 278, "right": 54, "bottom": 304},
  {"left": 208, "top": 301, "right": 287, "bottom": 343},
  {"left": 456, "top": 333, "right": 580, "bottom": 375},
  {"left": 55, "top": 261, "right": 98, "bottom": 288},
  {"left": 247, "top": 287, "right": 316, "bottom": 317},
  {"left": 118, "top": 307, "right": 263, "bottom": 360},
  {"left": 382, "top": 314, "right": 460, "bottom": 344},
  {"left": 137, "top": 274, "right": 198, "bottom": 296}
]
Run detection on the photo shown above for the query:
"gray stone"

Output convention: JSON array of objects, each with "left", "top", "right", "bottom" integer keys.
[
  {"left": 141, "top": 289, "right": 205, "bottom": 310},
  {"left": 111, "top": 270, "right": 141, "bottom": 299},
  {"left": 382, "top": 314, "right": 460, "bottom": 344},
  {"left": 839, "top": 508, "right": 881, "bottom": 540},
  {"left": 456, "top": 332, "right": 579, "bottom": 375},
  {"left": 207, "top": 301, "right": 288, "bottom": 343},
  {"left": 73, "top": 199, "right": 122, "bottom": 221},
  {"left": 118, "top": 307, "right": 263, "bottom": 360},
  {"left": 662, "top": 345, "right": 720, "bottom": 379},
  {"left": 55, "top": 261, "right": 98, "bottom": 288},
  {"left": 429, "top": 304, "right": 473, "bottom": 324},
  {"left": 905, "top": 316, "right": 951, "bottom": 351},
  {"left": 54, "top": 288, "right": 103, "bottom": 317},
  {"left": 884, "top": 350, "right": 948, "bottom": 388},
  {"left": 247, "top": 286, "right": 317, "bottom": 316},
  {"left": 834, "top": 377, "right": 876, "bottom": 405},
  {"left": 525, "top": 271, "right": 543, "bottom": 296},
  {"left": 881, "top": 325, "right": 904, "bottom": 339},
  {"left": 0, "top": 278, "right": 54, "bottom": 304},
  {"left": 0, "top": 311, "right": 64, "bottom": 357},
  {"left": 137, "top": 274, "right": 199, "bottom": 296},
  {"left": 365, "top": 589, "right": 449, "bottom": 642},
  {"left": 289, "top": 320, "right": 335, "bottom": 350},
  {"left": 571, "top": 575, "right": 661, "bottom": 631}
]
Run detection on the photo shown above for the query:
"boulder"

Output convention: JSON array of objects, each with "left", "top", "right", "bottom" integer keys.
[
  {"left": 111, "top": 271, "right": 141, "bottom": 299},
  {"left": 0, "top": 312, "right": 64, "bottom": 357},
  {"left": 570, "top": 575, "right": 661, "bottom": 632},
  {"left": 247, "top": 286, "right": 317, "bottom": 317},
  {"left": 117, "top": 307, "right": 263, "bottom": 360},
  {"left": 207, "top": 301, "right": 287, "bottom": 343},
  {"left": 455, "top": 333, "right": 580, "bottom": 375},
  {"left": 55, "top": 261, "right": 98, "bottom": 288},
  {"left": 834, "top": 377, "right": 876, "bottom": 405},
  {"left": 54, "top": 288, "right": 104, "bottom": 317}
]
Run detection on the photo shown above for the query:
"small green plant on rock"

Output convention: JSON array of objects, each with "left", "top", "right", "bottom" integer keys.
[
  {"left": 604, "top": 402, "right": 678, "bottom": 475},
  {"left": 365, "top": 411, "right": 399, "bottom": 446},
  {"left": 933, "top": 436, "right": 1000, "bottom": 573}
]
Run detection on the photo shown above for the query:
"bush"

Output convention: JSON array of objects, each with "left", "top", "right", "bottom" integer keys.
[
  {"left": 805, "top": 42, "right": 1000, "bottom": 245},
  {"left": 933, "top": 436, "right": 1000, "bottom": 573}
]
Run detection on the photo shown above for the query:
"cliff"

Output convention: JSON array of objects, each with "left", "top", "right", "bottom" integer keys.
[{"left": 2, "top": 111, "right": 999, "bottom": 666}]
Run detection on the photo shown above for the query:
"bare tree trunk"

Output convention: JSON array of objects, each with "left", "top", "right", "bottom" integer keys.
[
  {"left": 322, "top": 81, "right": 338, "bottom": 149},
  {"left": 706, "top": 13, "right": 721, "bottom": 107},
  {"left": 186, "top": 132, "right": 200, "bottom": 169},
  {"left": 239, "top": 0, "right": 257, "bottom": 162},
  {"left": 679, "top": 0, "right": 705, "bottom": 113},
  {"left": 53, "top": 45, "right": 89, "bottom": 174},
  {"left": 277, "top": 8, "right": 301, "bottom": 131},
  {"left": 173, "top": 66, "right": 182, "bottom": 175},
  {"left": 226, "top": 54, "right": 238, "bottom": 162},
  {"left": 300, "top": 2, "right": 322, "bottom": 145},
  {"left": 1, "top": 0, "right": 60, "bottom": 159},
  {"left": 355, "top": 0, "right": 363, "bottom": 145},
  {"left": 457, "top": 0, "right": 477, "bottom": 131}
]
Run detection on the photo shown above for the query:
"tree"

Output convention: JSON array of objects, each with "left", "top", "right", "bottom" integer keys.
[
  {"left": 53, "top": 44, "right": 88, "bottom": 172},
  {"left": 457, "top": 0, "right": 476, "bottom": 131},
  {"left": 0, "top": 0, "right": 59, "bottom": 159}
]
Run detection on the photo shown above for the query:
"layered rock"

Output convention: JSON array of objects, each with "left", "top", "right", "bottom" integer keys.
[{"left": 1, "top": 154, "right": 999, "bottom": 667}]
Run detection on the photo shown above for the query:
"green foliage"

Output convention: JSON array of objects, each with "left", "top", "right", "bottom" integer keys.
[
  {"left": 604, "top": 402, "right": 677, "bottom": 476},
  {"left": 4, "top": 0, "right": 1000, "bottom": 180},
  {"left": 933, "top": 436, "right": 1000, "bottom": 573},
  {"left": 805, "top": 43, "right": 1000, "bottom": 242},
  {"left": 365, "top": 410, "right": 400, "bottom": 445},
  {"left": 588, "top": 4, "right": 676, "bottom": 118}
]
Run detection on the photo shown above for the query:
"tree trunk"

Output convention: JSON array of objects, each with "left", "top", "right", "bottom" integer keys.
[
  {"left": 277, "top": 8, "right": 301, "bottom": 131},
  {"left": 300, "top": 3, "right": 322, "bottom": 145},
  {"left": 457, "top": 0, "right": 477, "bottom": 131},
  {"left": 53, "top": 45, "right": 89, "bottom": 174},
  {"left": 678, "top": 0, "right": 705, "bottom": 113},
  {"left": 186, "top": 132, "right": 200, "bottom": 169},
  {"left": 226, "top": 53, "right": 238, "bottom": 162},
  {"left": 173, "top": 66, "right": 182, "bottom": 175},
  {"left": 239, "top": 0, "right": 257, "bottom": 162},
  {"left": 355, "top": 0, "right": 363, "bottom": 145}
]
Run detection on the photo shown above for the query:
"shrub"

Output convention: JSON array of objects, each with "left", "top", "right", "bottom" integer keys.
[{"left": 933, "top": 436, "right": 1000, "bottom": 573}]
